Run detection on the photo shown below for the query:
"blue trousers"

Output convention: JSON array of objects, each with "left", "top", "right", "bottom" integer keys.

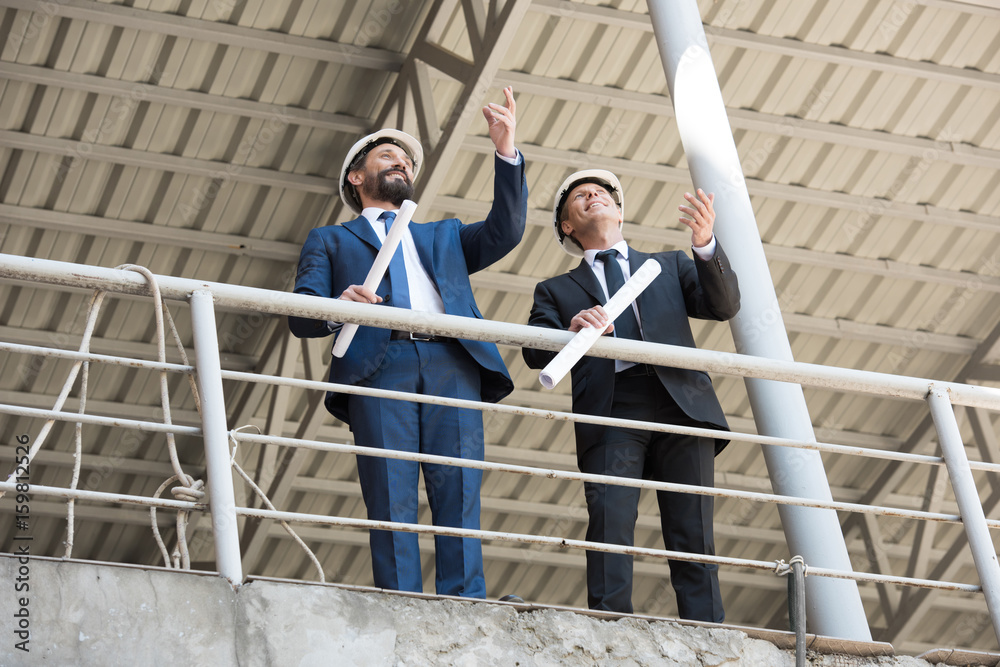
[{"left": 347, "top": 339, "right": 485, "bottom": 598}]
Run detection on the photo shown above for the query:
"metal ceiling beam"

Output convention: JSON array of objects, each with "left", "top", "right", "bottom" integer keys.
[
  {"left": 4, "top": 187, "right": 995, "bottom": 321},
  {"left": 882, "top": 486, "right": 1000, "bottom": 642},
  {"left": 900, "top": 464, "right": 949, "bottom": 609},
  {"left": 0, "top": 0, "right": 404, "bottom": 70},
  {"left": 0, "top": 323, "right": 258, "bottom": 370},
  {"left": 840, "top": 323, "right": 1000, "bottom": 642},
  {"left": 10, "top": 58, "right": 1000, "bottom": 173},
  {"left": 0, "top": 204, "right": 302, "bottom": 262},
  {"left": 462, "top": 136, "right": 1000, "bottom": 238},
  {"left": 0, "top": 130, "right": 335, "bottom": 194},
  {"left": 445, "top": 195, "right": 1000, "bottom": 296},
  {"left": 917, "top": 0, "right": 1000, "bottom": 16},
  {"left": 495, "top": 70, "right": 1000, "bottom": 171},
  {"left": 0, "top": 62, "right": 368, "bottom": 134},
  {"left": 0, "top": 444, "right": 201, "bottom": 479},
  {"left": 532, "top": 0, "right": 1000, "bottom": 91},
  {"left": 377, "top": 0, "right": 533, "bottom": 208}
]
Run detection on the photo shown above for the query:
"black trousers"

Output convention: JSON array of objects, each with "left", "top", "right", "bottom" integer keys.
[{"left": 579, "top": 371, "right": 724, "bottom": 622}]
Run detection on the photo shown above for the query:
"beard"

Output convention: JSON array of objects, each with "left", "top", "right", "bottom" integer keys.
[{"left": 359, "top": 167, "right": 414, "bottom": 207}]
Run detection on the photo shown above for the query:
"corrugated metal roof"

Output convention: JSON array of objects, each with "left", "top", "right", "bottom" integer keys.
[{"left": 2, "top": 0, "right": 1000, "bottom": 653}]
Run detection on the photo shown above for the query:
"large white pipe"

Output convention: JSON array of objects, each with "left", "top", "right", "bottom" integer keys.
[{"left": 646, "top": 0, "right": 871, "bottom": 640}]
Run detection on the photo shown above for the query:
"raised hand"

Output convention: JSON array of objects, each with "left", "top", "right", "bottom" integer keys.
[
  {"left": 482, "top": 86, "right": 517, "bottom": 160},
  {"left": 678, "top": 189, "right": 716, "bottom": 248}
]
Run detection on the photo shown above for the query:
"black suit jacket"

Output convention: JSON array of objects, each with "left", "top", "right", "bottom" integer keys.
[{"left": 522, "top": 245, "right": 740, "bottom": 461}]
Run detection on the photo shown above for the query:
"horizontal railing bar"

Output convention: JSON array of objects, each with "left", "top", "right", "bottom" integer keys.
[
  {"left": 9, "top": 338, "right": 996, "bottom": 474},
  {"left": 0, "top": 481, "right": 206, "bottom": 511},
  {"left": 4, "top": 254, "right": 1000, "bottom": 410},
  {"left": 0, "top": 341, "right": 194, "bottom": 374},
  {"left": 222, "top": 370, "right": 1000, "bottom": 474},
  {"left": 235, "top": 507, "right": 982, "bottom": 593},
  {"left": 231, "top": 432, "right": 979, "bottom": 527},
  {"left": 0, "top": 403, "right": 202, "bottom": 435}
]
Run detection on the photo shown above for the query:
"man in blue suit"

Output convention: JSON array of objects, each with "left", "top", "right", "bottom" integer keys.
[
  {"left": 522, "top": 170, "right": 739, "bottom": 621},
  {"left": 289, "top": 87, "right": 526, "bottom": 598}
]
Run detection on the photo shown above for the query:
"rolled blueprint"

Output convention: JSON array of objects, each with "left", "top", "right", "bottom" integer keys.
[
  {"left": 539, "top": 258, "right": 661, "bottom": 389},
  {"left": 332, "top": 199, "right": 417, "bottom": 358}
]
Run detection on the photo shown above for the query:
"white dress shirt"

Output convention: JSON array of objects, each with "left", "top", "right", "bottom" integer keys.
[
  {"left": 329, "top": 150, "right": 523, "bottom": 331},
  {"left": 584, "top": 237, "right": 717, "bottom": 373}
]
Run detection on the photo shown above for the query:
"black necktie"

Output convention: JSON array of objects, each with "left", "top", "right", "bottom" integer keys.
[
  {"left": 596, "top": 249, "right": 642, "bottom": 341},
  {"left": 380, "top": 211, "right": 411, "bottom": 309}
]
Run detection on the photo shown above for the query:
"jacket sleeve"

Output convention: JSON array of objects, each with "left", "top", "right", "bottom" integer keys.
[
  {"left": 676, "top": 242, "right": 741, "bottom": 321},
  {"left": 457, "top": 153, "right": 528, "bottom": 274},
  {"left": 288, "top": 227, "right": 337, "bottom": 339},
  {"left": 521, "top": 279, "right": 564, "bottom": 370}
]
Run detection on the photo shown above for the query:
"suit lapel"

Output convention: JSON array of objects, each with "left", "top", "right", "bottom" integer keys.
[
  {"left": 569, "top": 259, "right": 606, "bottom": 305},
  {"left": 342, "top": 216, "right": 381, "bottom": 251}
]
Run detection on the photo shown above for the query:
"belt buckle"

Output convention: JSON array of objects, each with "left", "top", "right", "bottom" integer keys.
[{"left": 409, "top": 332, "right": 434, "bottom": 341}]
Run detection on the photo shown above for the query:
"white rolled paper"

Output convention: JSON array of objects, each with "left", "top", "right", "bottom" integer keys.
[
  {"left": 539, "top": 258, "right": 662, "bottom": 390},
  {"left": 332, "top": 199, "right": 418, "bottom": 358}
]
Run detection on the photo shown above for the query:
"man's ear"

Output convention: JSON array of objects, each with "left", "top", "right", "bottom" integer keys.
[
  {"left": 347, "top": 170, "right": 364, "bottom": 187},
  {"left": 561, "top": 219, "right": 574, "bottom": 237}
]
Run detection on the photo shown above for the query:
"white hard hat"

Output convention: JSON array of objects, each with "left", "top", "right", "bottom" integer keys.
[
  {"left": 340, "top": 129, "right": 423, "bottom": 214},
  {"left": 552, "top": 169, "right": 625, "bottom": 257}
]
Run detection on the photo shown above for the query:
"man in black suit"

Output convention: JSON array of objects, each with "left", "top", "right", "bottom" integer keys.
[{"left": 522, "top": 170, "right": 740, "bottom": 621}]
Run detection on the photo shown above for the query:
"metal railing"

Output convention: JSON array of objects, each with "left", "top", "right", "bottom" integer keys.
[{"left": 1, "top": 253, "right": 999, "bottom": 646}]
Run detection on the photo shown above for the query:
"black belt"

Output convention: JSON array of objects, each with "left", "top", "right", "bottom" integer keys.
[
  {"left": 617, "top": 363, "right": 657, "bottom": 378},
  {"left": 389, "top": 330, "right": 454, "bottom": 343}
]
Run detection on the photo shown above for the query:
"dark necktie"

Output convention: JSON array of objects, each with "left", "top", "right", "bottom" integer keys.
[
  {"left": 380, "top": 211, "right": 411, "bottom": 309},
  {"left": 596, "top": 249, "right": 642, "bottom": 341}
]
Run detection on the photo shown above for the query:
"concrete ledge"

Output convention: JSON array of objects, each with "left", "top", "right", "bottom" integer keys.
[
  {"left": 917, "top": 649, "right": 1000, "bottom": 666},
  {"left": 0, "top": 555, "right": 980, "bottom": 666}
]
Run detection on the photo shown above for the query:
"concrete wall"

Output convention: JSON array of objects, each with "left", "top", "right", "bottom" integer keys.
[{"left": 0, "top": 556, "right": 972, "bottom": 666}]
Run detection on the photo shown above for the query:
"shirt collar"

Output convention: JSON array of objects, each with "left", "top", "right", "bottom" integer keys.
[
  {"left": 584, "top": 240, "right": 629, "bottom": 268},
  {"left": 361, "top": 207, "right": 400, "bottom": 224}
]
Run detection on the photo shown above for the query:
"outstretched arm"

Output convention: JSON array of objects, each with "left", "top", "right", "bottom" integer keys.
[{"left": 461, "top": 86, "right": 528, "bottom": 273}]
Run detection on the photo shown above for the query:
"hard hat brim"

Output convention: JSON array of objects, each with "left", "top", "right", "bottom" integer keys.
[
  {"left": 340, "top": 129, "right": 423, "bottom": 215},
  {"left": 552, "top": 169, "right": 625, "bottom": 257}
]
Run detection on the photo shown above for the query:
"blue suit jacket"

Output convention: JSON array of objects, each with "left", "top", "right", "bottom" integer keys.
[{"left": 289, "top": 154, "right": 528, "bottom": 424}]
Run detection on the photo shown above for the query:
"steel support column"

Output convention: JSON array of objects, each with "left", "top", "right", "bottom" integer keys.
[{"left": 645, "top": 0, "right": 871, "bottom": 639}]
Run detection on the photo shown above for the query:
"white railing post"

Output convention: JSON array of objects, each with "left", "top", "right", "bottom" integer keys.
[
  {"left": 927, "top": 388, "right": 1000, "bottom": 644},
  {"left": 189, "top": 290, "right": 243, "bottom": 586}
]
